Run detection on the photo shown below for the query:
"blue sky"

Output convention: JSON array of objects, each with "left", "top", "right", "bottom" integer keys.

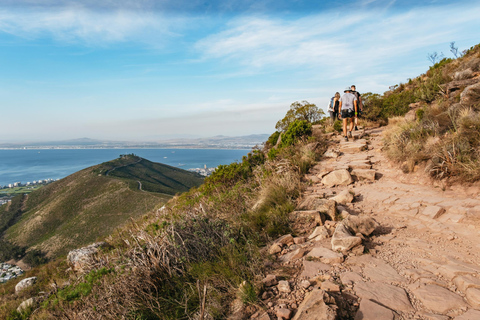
[{"left": 1, "top": 0, "right": 479, "bottom": 142}]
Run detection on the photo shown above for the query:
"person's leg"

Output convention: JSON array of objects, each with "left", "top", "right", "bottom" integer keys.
[
  {"left": 343, "top": 118, "right": 348, "bottom": 138},
  {"left": 349, "top": 118, "right": 354, "bottom": 136}
]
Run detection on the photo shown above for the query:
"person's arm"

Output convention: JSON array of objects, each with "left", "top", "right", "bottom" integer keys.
[
  {"left": 338, "top": 100, "right": 343, "bottom": 118},
  {"left": 354, "top": 100, "right": 358, "bottom": 116}
]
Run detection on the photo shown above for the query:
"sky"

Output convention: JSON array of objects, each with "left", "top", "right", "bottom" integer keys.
[{"left": 1, "top": 0, "right": 479, "bottom": 142}]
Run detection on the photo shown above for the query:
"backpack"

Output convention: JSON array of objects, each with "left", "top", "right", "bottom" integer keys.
[{"left": 328, "top": 98, "right": 334, "bottom": 112}]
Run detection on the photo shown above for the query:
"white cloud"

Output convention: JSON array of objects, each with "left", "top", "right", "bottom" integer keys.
[
  {"left": 0, "top": 6, "right": 186, "bottom": 46},
  {"left": 195, "top": 4, "right": 480, "bottom": 76}
]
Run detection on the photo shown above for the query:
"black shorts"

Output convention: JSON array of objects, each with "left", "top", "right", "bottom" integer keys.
[{"left": 341, "top": 109, "right": 355, "bottom": 118}]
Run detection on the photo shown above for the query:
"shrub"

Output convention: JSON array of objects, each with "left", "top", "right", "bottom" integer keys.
[
  {"left": 266, "top": 131, "right": 281, "bottom": 147},
  {"left": 279, "top": 120, "right": 312, "bottom": 148}
]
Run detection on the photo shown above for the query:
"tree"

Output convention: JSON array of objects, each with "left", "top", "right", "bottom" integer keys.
[
  {"left": 275, "top": 101, "right": 324, "bottom": 132},
  {"left": 450, "top": 42, "right": 459, "bottom": 58},
  {"left": 427, "top": 52, "right": 444, "bottom": 65}
]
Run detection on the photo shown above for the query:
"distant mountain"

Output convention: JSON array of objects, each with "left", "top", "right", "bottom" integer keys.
[
  {"left": 0, "top": 134, "right": 270, "bottom": 149},
  {"left": 0, "top": 155, "right": 204, "bottom": 258}
]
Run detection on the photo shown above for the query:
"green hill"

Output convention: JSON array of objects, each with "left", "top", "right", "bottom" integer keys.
[{"left": 0, "top": 155, "right": 204, "bottom": 258}]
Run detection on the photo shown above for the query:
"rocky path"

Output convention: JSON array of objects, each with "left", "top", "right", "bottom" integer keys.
[{"left": 247, "top": 127, "right": 480, "bottom": 320}]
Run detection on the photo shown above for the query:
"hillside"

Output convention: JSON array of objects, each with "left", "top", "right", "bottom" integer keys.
[{"left": 0, "top": 155, "right": 204, "bottom": 259}]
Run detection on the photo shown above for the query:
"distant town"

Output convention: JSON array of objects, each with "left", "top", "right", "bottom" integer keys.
[
  {"left": 188, "top": 165, "right": 216, "bottom": 177},
  {"left": 0, "top": 179, "right": 57, "bottom": 205}
]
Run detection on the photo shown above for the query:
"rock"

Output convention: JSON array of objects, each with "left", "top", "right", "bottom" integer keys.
[
  {"left": 300, "top": 280, "right": 311, "bottom": 289},
  {"left": 320, "top": 280, "right": 340, "bottom": 292},
  {"left": 258, "top": 312, "right": 271, "bottom": 320},
  {"left": 276, "top": 308, "right": 292, "bottom": 319},
  {"left": 294, "top": 237, "right": 306, "bottom": 244},
  {"left": 350, "top": 169, "right": 376, "bottom": 182},
  {"left": 330, "top": 189, "right": 354, "bottom": 205},
  {"left": 300, "top": 260, "right": 331, "bottom": 279},
  {"left": 348, "top": 162, "right": 372, "bottom": 170},
  {"left": 421, "top": 206, "right": 446, "bottom": 219},
  {"left": 405, "top": 109, "right": 417, "bottom": 122},
  {"left": 15, "top": 277, "right": 37, "bottom": 293},
  {"left": 466, "top": 287, "right": 480, "bottom": 308},
  {"left": 67, "top": 242, "right": 107, "bottom": 273},
  {"left": 351, "top": 245, "right": 365, "bottom": 256},
  {"left": 306, "top": 247, "right": 344, "bottom": 264},
  {"left": 339, "top": 143, "right": 367, "bottom": 154},
  {"left": 262, "top": 275, "right": 278, "bottom": 287},
  {"left": 331, "top": 223, "right": 362, "bottom": 251},
  {"left": 269, "top": 243, "right": 282, "bottom": 255},
  {"left": 278, "top": 281, "right": 291, "bottom": 293},
  {"left": 297, "top": 198, "right": 337, "bottom": 221},
  {"left": 454, "top": 309, "right": 480, "bottom": 320},
  {"left": 321, "top": 169, "right": 353, "bottom": 187},
  {"left": 418, "top": 312, "right": 449, "bottom": 320},
  {"left": 413, "top": 284, "right": 467, "bottom": 313},
  {"left": 354, "top": 299, "right": 396, "bottom": 320},
  {"left": 363, "top": 260, "right": 405, "bottom": 284},
  {"left": 460, "top": 82, "right": 480, "bottom": 105},
  {"left": 342, "top": 215, "right": 378, "bottom": 236},
  {"left": 308, "top": 226, "right": 330, "bottom": 241},
  {"left": 16, "top": 297, "right": 37, "bottom": 313},
  {"left": 354, "top": 281, "right": 414, "bottom": 312},
  {"left": 292, "top": 289, "right": 337, "bottom": 320},
  {"left": 275, "top": 234, "right": 294, "bottom": 246},
  {"left": 292, "top": 210, "right": 326, "bottom": 226},
  {"left": 453, "top": 274, "right": 480, "bottom": 292},
  {"left": 340, "top": 271, "right": 363, "bottom": 285},
  {"left": 323, "top": 150, "right": 340, "bottom": 158},
  {"left": 279, "top": 248, "right": 306, "bottom": 263}
]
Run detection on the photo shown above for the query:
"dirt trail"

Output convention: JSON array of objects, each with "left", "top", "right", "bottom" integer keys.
[{"left": 254, "top": 126, "right": 480, "bottom": 320}]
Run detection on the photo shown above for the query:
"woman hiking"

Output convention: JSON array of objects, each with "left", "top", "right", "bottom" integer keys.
[{"left": 328, "top": 92, "right": 341, "bottom": 124}]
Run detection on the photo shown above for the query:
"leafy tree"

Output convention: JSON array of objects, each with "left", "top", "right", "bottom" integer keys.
[{"left": 275, "top": 101, "right": 324, "bottom": 132}]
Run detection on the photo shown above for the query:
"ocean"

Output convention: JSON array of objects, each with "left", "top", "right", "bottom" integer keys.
[{"left": 0, "top": 148, "right": 251, "bottom": 187}]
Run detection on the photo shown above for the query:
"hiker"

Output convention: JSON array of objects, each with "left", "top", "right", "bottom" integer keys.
[
  {"left": 351, "top": 85, "right": 362, "bottom": 131},
  {"left": 339, "top": 87, "right": 358, "bottom": 141},
  {"left": 328, "top": 92, "right": 341, "bottom": 123}
]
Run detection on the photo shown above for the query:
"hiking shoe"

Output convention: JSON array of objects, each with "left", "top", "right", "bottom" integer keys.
[
  {"left": 348, "top": 131, "right": 353, "bottom": 138},
  {"left": 344, "top": 136, "right": 348, "bottom": 142},
  {"left": 354, "top": 126, "right": 358, "bottom": 131}
]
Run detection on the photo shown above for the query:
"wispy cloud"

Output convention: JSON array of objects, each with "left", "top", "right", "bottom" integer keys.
[
  {"left": 195, "top": 4, "right": 480, "bottom": 76},
  {"left": 0, "top": 5, "right": 188, "bottom": 46}
]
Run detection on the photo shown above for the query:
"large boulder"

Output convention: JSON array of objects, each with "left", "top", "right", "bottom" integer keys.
[
  {"left": 297, "top": 197, "right": 337, "bottom": 221},
  {"left": 15, "top": 277, "right": 37, "bottom": 293},
  {"left": 460, "top": 82, "right": 480, "bottom": 105},
  {"left": 331, "top": 223, "right": 362, "bottom": 251},
  {"left": 321, "top": 169, "right": 353, "bottom": 187},
  {"left": 17, "top": 297, "right": 37, "bottom": 313},
  {"left": 342, "top": 215, "right": 378, "bottom": 237},
  {"left": 67, "top": 242, "right": 107, "bottom": 273},
  {"left": 330, "top": 189, "right": 354, "bottom": 205},
  {"left": 292, "top": 289, "right": 337, "bottom": 320}
]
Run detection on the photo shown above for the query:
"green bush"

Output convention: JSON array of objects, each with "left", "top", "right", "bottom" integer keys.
[
  {"left": 267, "top": 131, "right": 281, "bottom": 146},
  {"left": 279, "top": 120, "right": 312, "bottom": 148}
]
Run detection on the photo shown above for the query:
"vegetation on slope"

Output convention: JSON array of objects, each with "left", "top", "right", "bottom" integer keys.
[
  {"left": 378, "top": 43, "right": 480, "bottom": 181},
  {"left": 0, "top": 155, "right": 203, "bottom": 260}
]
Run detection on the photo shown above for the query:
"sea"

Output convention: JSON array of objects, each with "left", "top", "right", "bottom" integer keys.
[{"left": 0, "top": 148, "right": 251, "bottom": 187}]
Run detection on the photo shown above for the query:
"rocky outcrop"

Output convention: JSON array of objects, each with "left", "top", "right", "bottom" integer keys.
[
  {"left": 15, "top": 277, "right": 37, "bottom": 293},
  {"left": 67, "top": 242, "right": 108, "bottom": 273},
  {"left": 321, "top": 169, "right": 353, "bottom": 187},
  {"left": 292, "top": 289, "right": 337, "bottom": 320}
]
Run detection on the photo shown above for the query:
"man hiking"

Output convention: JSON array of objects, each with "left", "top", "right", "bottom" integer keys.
[
  {"left": 351, "top": 85, "right": 362, "bottom": 131},
  {"left": 339, "top": 87, "right": 358, "bottom": 141}
]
